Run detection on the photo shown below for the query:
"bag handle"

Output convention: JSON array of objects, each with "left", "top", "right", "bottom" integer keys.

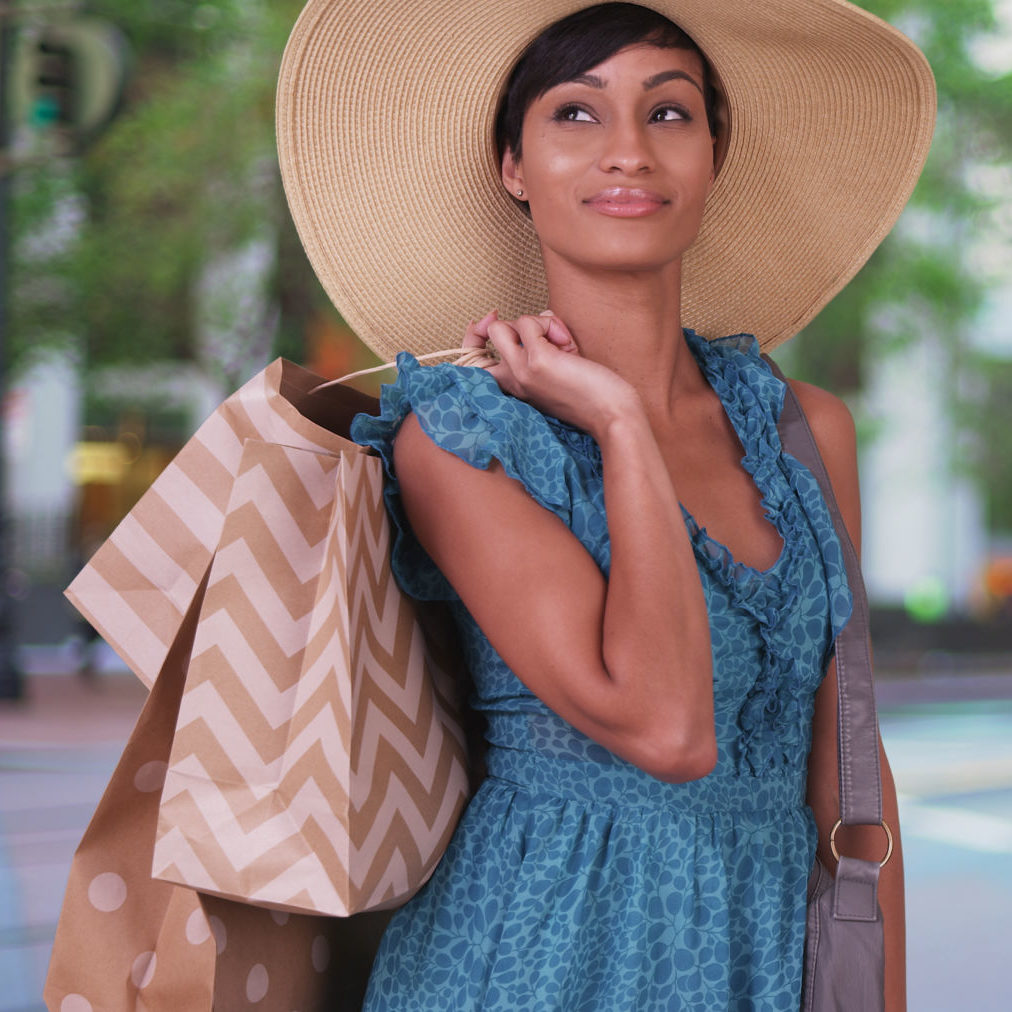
[
  {"left": 764, "top": 356, "right": 885, "bottom": 833},
  {"left": 312, "top": 347, "right": 496, "bottom": 392}
]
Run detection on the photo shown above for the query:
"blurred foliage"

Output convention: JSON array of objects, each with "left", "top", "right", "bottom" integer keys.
[
  {"left": 961, "top": 358, "right": 1012, "bottom": 531},
  {"left": 792, "top": 0, "right": 1012, "bottom": 390},
  {"left": 10, "top": 0, "right": 342, "bottom": 385},
  {"left": 787, "top": 0, "right": 1012, "bottom": 535}
]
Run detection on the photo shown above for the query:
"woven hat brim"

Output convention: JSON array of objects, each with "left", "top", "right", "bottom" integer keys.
[{"left": 276, "top": 0, "right": 936, "bottom": 359}]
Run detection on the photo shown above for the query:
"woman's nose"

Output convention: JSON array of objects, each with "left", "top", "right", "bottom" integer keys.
[{"left": 598, "top": 119, "right": 653, "bottom": 175}]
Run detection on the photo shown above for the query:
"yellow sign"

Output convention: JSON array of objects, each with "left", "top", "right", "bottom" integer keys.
[{"left": 68, "top": 441, "right": 130, "bottom": 485}]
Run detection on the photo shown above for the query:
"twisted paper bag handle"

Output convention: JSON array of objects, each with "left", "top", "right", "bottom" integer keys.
[{"left": 311, "top": 346, "right": 499, "bottom": 393}]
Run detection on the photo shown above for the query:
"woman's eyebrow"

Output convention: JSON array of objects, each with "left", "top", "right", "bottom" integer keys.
[
  {"left": 642, "top": 70, "right": 703, "bottom": 94},
  {"left": 569, "top": 73, "right": 606, "bottom": 89},
  {"left": 566, "top": 69, "right": 704, "bottom": 95}
]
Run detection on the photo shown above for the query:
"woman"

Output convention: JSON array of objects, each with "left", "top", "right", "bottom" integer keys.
[{"left": 276, "top": 2, "right": 935, "bottom": 1008}]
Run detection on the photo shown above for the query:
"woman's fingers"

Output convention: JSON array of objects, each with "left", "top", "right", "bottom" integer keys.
[
  {"left": 467, "top": 309, "right": 576, "bottom": 357},
  {"left": 540, "top": 311, "right": 579, "bottom": 353},
  {"left": 486, "top": 318, "right": 524, "bottom": 354},
  {"left": 462, "top": 310, "right": 498, "bottom": 348},
  {"left": 482, "top": 316, "right": 549, "bottom": 397},
  {"left": 514, "top": 314, "right": 553, "bottom": 354},
  {"left": 488, "top": 316, "right": 551, "bottom": 369},
  {"left": 463, "top": 307, "right": 499, "bottom": 348},
  {"left": 462, "top": 321, "right": 482, "bottom": 349},
  {"left": 478, "top": 312, "right": 582, "bottom": 402}
]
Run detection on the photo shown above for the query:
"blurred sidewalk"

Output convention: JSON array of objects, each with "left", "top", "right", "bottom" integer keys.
[
  {"left": 1, "top": 659, "right": 1010, "bottom": 1011},
  {"left": 0, "top": 670, "right": 146, "bottom": 1012}
]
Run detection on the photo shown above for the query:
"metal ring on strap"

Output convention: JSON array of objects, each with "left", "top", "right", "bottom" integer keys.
[{"left": 830, "top": 819, "right": 894, "bottom": 868}]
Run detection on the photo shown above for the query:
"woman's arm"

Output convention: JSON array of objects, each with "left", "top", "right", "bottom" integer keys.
[
  {"left": 792, "top": 378, "right": 906, "bottom": 1012},
  {"left": 393, "top": 317, "right": 716, "bottom": 782}
]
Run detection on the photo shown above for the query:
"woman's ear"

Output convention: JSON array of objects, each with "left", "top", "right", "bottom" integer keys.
[{"left": 501, "top": 149, "right": 526, "bottom": 201}]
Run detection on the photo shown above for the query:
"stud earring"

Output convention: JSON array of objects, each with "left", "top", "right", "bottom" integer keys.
[{"left": 516, "top": 188, "right": 524, "bottom": 198}]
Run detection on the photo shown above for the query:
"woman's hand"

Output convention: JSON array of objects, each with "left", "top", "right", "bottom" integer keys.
[{"left": 463, "top": 310, "right": 639, "bottom": 439}]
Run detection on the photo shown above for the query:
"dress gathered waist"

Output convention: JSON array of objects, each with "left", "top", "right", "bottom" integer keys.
[{"left": 485, "top": 745, "right": 808, "bottom": 815}]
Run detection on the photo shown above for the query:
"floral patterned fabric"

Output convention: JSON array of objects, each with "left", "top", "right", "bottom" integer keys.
[{"left": 350, "top": 330, "right": 852, "bottom": 1011}]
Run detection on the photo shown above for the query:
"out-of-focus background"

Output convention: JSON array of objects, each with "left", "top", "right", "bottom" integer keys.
[{"left": 0, "top": 1, "right": 1009, "bottom": 1009}]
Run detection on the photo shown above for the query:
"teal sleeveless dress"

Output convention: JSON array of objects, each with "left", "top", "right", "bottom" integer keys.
[{"left": 350, "top": 330, "right": 853, "bottom": 1011}]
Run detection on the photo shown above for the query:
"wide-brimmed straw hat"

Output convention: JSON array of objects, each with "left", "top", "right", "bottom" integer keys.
[{"left": 276, "top": 0, "right": 935, "bottom": 358}]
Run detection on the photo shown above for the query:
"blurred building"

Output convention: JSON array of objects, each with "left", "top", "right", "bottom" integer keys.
[
  {"left": 4, "top": 349, "right": 223, "bottom": 646},
  {"left": 861, "top": 340, "right": 989, "bottom": 617}
]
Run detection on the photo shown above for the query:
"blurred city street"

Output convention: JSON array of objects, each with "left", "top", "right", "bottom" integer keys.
[
  {"left": 1, "top": 655, "right": 1010, "bottom": 1011},
  {"left": 1, "top": 0, "right": 1011, "bottom": 1009},
  {"left": 0, "top": 662, "right": 147, "bottom": 1012}
]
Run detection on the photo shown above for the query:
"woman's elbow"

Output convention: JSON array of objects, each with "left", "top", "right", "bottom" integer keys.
[{"left": 631, "top": 728, "right": 718, "bottom": 784}]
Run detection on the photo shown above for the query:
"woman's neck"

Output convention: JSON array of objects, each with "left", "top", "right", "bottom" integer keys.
[{"left": 545, "top": 260, "right": 708, "bottom": 424}]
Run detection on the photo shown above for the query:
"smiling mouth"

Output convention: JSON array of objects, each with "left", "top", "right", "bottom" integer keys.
[{"left": 584, "top": 188, "right": 669, "bottom": 217}]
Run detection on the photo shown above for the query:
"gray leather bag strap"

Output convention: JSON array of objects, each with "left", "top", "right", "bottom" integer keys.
[{"left": 765, "top": 357, "right": 883, "bottom": 827}]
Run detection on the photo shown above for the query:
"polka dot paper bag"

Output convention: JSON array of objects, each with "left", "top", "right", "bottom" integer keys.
[
  {"left": 44, "top": 597, "right": 218, "bottom": 1012},
  {"left": 44, "top": 586, "right": 391, "bottom": 1010}
]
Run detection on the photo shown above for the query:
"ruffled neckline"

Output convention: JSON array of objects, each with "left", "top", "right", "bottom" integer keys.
[
  {"left": 677, "top": 329, "right": 799, "bottom": 612},
  {"left": 551, "top": 329, "right": 796, "bottom": 610}
]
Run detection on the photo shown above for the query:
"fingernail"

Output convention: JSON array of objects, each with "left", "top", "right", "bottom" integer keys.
[{"left": 539, "top": 309, "right": 555, "bottom": 316}]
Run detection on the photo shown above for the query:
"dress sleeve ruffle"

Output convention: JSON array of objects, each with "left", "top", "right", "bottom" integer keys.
[{"left": 349, "top": 352, "right": 584, "bottom": 601}]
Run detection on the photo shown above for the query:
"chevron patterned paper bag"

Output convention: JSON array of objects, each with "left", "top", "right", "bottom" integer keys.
[
  {"left": 65, "top": 357, "right": 381, "bottom": 691},
  {"left": 152, "top": 437, "right": 470, "bottom": 916},
  {"left": 55, "top": 359, "right": 470, "bottom": 1006}
]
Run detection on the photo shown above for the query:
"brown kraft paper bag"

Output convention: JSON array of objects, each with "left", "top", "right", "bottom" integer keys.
[{"left": 47, "top": 358, "right": 469, "bottom": 1010}]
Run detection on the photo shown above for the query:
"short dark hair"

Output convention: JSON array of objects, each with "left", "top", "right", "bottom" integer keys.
[{"left": 495, "top": 3, "right": 718, "bottom": 162}]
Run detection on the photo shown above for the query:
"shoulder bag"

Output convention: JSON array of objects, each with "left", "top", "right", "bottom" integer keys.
[{"left": 768, "top": 358, "right": 893, "bottom": 1012}]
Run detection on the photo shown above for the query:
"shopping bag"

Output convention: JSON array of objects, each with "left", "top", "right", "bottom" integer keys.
[
  {"left": 152, "top": 439, "right": 470, "bottom": 914},
  {"left": 44, "top": 590, "right": 217, "bottom": 1012},
  {"left": 43, "top": 602, "right": 389, "bottom": 1011},
  {"left": 64, "top": 358, "right": 380, "bottom": 691},
  {"left": 50, "top": 358, "right": 470, "bottom": 1008},
  {"left": 200, "top": 893, "right": 393, "bottom": 1011}
]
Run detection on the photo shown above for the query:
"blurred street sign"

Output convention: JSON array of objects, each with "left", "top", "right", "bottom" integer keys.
[{"left": 8, "top": 16, "right": 128, "bottom": 153}]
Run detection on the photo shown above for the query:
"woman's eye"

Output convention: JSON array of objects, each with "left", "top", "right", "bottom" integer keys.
[
  {"left": 650, "top": 104, "right": 690, "bottom": 123},
  {"left": 554, "top": 104, "right": 595, "bottom": 123}
]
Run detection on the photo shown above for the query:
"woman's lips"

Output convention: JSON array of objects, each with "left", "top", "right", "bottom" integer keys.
[{"left": 584, "top": 187, "right": 669, "bottom": 217}]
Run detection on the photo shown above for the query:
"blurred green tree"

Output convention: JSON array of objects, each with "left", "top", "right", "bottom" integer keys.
[
  {"left": 783, "top": 1, "right": 1012, "bottom": 537},
  {"left": 10, "top": 0, "right": 346, "bottom": 387},
  {"left": 790, "top": 0, "right": 1012, "bottom": 392}
]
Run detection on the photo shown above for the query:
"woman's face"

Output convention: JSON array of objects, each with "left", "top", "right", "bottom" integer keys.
[{"left": 502, "top": 43, "right": 716, "bottom": 277}]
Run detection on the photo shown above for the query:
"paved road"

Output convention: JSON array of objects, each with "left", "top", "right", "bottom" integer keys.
[
  {"left": 879, "top": 696, "right": 1012, "bottom": 1012},
  {"left": 1, "top": 664, "right": 1010, "bottom": 1011},
  {"left": 0, "top": 670, "right": 148, "bottom": 1012}
]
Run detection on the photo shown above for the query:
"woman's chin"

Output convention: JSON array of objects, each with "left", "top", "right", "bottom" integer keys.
[{"left": 545, "top": 244, "right": 688, "bottom": 279}]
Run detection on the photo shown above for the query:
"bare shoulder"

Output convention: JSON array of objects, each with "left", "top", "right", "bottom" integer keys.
[
  {"left": 786, "top": 378, "right": 856, "bottom": 459},
  {"left": 390, "top": 409, "right": 595, "bottom": 591},
  {"left": 785, "top": 377, "right": 862, "bottom": 554}
]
